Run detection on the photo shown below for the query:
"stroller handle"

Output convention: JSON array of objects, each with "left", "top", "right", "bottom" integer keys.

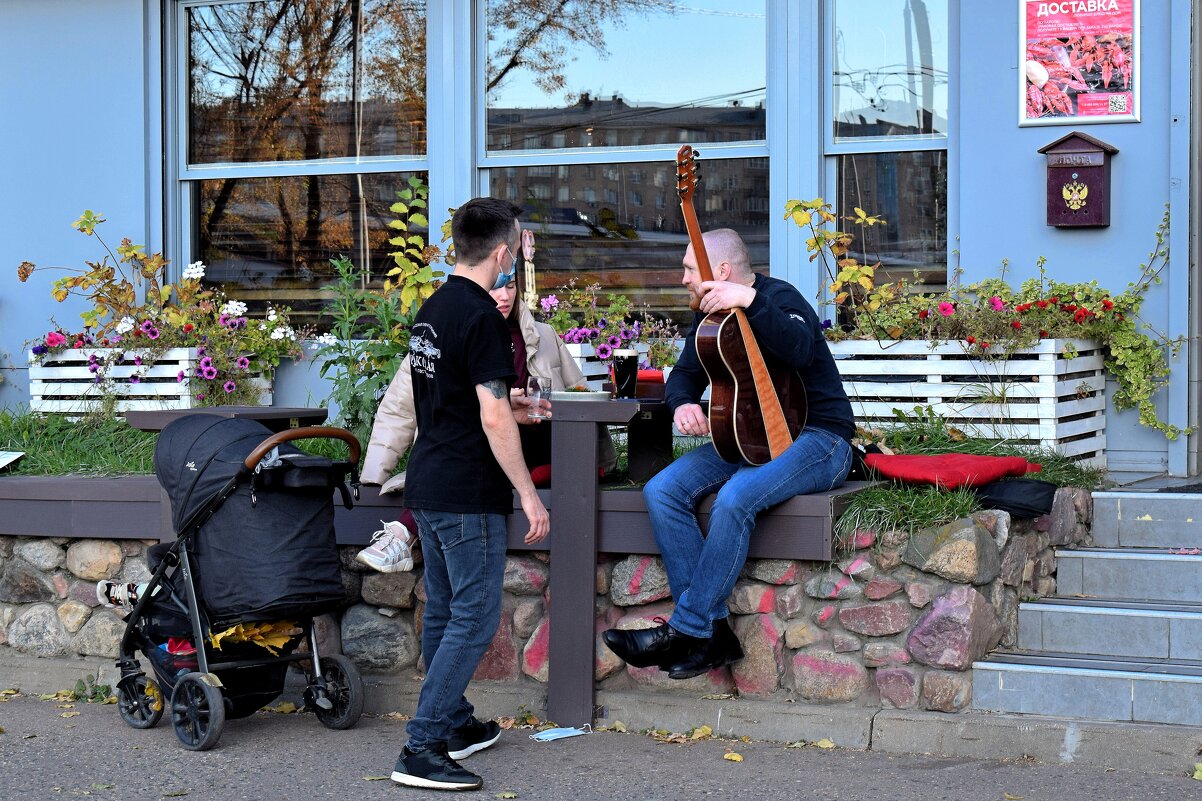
[{"left": 242, "top": 426, "right": 362, "bottom": 470}]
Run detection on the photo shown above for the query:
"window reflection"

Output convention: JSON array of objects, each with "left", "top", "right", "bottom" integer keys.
[
  {"left": 488, "top": 159, "right": 769, "bottom": 324},
  {"left": 485, "top": 1, "right": 766, "bottom": 151},
  {"left": 833, "top": 0, "right": 948, "bottom": 140},
  {"left": 836, "top": 152, "right": 947, "bottom": 289},
  {"left": 194, "top": 172, "right": 428, "bottom": 325},
  {"left": 188, "top": 0, "right": 426, "bottom": 164}
]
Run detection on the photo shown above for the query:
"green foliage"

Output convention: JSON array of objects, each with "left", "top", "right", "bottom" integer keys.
[
  {"left": 310, "top": 256, "right": 415, "bottom": 448},
  {"left": 73, "top": 674, "right": 113, "bottom": 704},
  {"left": 385, "top": 176, "right": 444, "bottom": 312},
  {"left": 834, "top": 484, "right": 981, "bottom": 541},
  {"left": 0, "top": 410, "right": 155, "bottom": 475},
  {"left": 787, "top": 199, "right": 1185, "bottom": 439}
]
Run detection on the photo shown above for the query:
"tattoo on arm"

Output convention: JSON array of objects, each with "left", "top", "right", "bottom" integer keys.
[{"left": 482, "top": 378, "right": 508, "bottom": 400}]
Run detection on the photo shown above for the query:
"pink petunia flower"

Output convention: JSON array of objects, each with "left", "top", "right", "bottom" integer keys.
[
  {"left": 595, "top": 343, "right": 613, "bottom": 360},
  {"left": 202, "top": 366, "right": 218, "bottom": 380},
  {"left": 236, "top": 356, "right": 251, "bottom": 370},
  {"left": 223, "top": 380, "right": 237, "bottom": 393},
  {"left": 46, "top": 331, "right": 67, "bottom": 347},
  {"left": 177, "top": 370, "right": 186, "bottom": 382},
  {"left": 989, "top": 296, "right": 1005, "bottom": 311},
  {"left": 938, "top": 302, "right": 955, "bottom": 317}
]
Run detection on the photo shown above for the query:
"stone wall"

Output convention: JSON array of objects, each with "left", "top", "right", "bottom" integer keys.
[{"left": 0, "top": 488, "right": 1092, "bottom": 714}]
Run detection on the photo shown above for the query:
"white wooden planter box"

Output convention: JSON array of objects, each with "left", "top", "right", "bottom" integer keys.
[
  {"left": 29, "top": 348, "right": 271, "bottom": 414},
  {"left": 828, "top": 338, "right": 1106, "bottom": 466},
  {"left": 565, "top": 342, "right": 649, "bottom": 391}
]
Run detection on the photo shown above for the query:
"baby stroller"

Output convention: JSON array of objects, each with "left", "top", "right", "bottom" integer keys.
[{"left": 112, "top": 415, "right": 366, "bottom": 751}]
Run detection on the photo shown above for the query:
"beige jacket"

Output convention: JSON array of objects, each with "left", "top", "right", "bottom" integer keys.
[{"left": 361, "top": 303, "right": 616, "bottom": 494}]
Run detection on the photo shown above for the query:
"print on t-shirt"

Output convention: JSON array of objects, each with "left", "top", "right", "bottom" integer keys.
[{"left": 409, "top": 321, "right": 441, "bottom": 379}]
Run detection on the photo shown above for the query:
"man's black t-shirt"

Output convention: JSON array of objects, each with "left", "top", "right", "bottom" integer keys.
[{"left": 404, "top": 275, "right": 518, "bottom": 515}]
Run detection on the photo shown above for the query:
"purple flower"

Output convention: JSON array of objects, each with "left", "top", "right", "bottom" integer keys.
[
  {"left": 88, "top": 363, "right": 99, "bottom": 374},
  {"left": 821, "top": 319, "right": 833, "bottom": 329},
  {"left": 640, "top": 359, "right": 651, "bottom": 370},
  {"left": 197, "top": 346, "right": 206, "bottom": 356},
  {"left": 540, "top": 295, "right": 559, "bottom": 313},
  {"left": 620, "top": 327, "right": 633, "bottom": 341},
  {"left": 146, "top": 326, "right": 160, "bottom": 340},
  {"left": 596, "top": 343, "right": 613, "bottom": 360},
  {"left": 134, "top": 356, "right": 143, "bottom": 366},
  {"left": 202, "top": 366, "right": 218, "bottom": 380},
  {"left": 570, "top": 329, "right": 585, "bottom": 345},
  {"left": 199, "top": 357, "right": 213, "bottom": 369},
  {"left": 236, "top": 356, "right": 251, "bottom": 370},
  {"left": 129, "top": 375, "right": 141, "bottom": 384},
  {"left": 632, "top": 321, "right": 642, "bottom": 338},
  {"left": 196, "top": 393, "right": 205, "bottom": 401},
  {"left": 177, "top": 370, "right": 186, "bottom": 382},
  {"left": 607, "top": 335, "right": 622, "bottom": 348},
  {"left": 223, "top": 380, "right": 237, "bottom": 393},
  {"left": 31, "top": 344, "right": 47, "bottom": 356},
  {"left": 233, "top": 317, "right": 247, "bottom": 330},
  {"left": 597, "top": 318, "right": 607, "bottom": 329},
  {"left": 140, "top": 320, "right": 154, "bottom": 333},
  {"left": 219, "top": 314, "right": 230, "bottom": 327}
]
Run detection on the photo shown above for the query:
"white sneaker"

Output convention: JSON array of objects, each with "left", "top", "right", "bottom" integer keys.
[
  {"left": 356, "top": 520, "right": 414, "bottom": 573},
  {"left": 96, "top": 580, "right": 147, "bottom": 610}
]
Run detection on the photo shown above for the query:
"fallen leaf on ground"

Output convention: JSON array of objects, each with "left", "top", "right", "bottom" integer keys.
[
  {"left": 22, "top": 734, "right": 36, "bottom": 739},
  {"left": 380, "top": 711, "right": 410, "bottom": 720},
  {"left": 1004, "top": 794, "right": 1024, "bottom": 800},
  {"left": 814, "top": 738, "right": 835, "bottom": 749},
  {"left": 785, "top": 741, "right": 807, "bottom": 749},
  {"left": 60, "top": 711, "right": 80, "bottom": 718},
  {"left": 699, "top": 693, "right": 735, "bottom": 700},
  {"left": 264, "top": 701, "right": 298, "bottom": 714},
  {"left": 161, "top": 791, "right": 190, "bottom": 797},
  {"left": 497, "top": 716, "right": 516, "bottom": 730},
  {"left": 723, "top": 751, "right": 744, "bottom": 762},
  {"left": 496, "top": 793, "right": 519, "bottom": 799},
  {"left": 0, "top": 726, "right": 5, "bottom": 734},
  {"left": 0, "top": 689, "right": 19, "bottom": 695},
  {"left": 56, "top": 704, "right": 75, "bottom": 709},
  {"left": 1192, "top": 763, "right": 1202, "bottom": 781},
  {"left": 92, "top": 784, "right": 116, "bottom": 790},
  {"left": 363, "top": 776, "right": 390, "bottom": 781},
  {"left": 611, "top": 720, "right": 627, "bottom": 733},
  {"left": 690, "top": 725, "right": 713, "bottom": 740}
]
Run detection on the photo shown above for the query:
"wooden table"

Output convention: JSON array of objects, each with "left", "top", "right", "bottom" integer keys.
[{"left": 125, "top": 406, "right": 328, "bottom": 433}]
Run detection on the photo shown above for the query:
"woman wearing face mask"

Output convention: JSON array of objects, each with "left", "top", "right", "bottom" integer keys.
[{"left": 357, "top": 243, "right": 618, "bottom": 573}]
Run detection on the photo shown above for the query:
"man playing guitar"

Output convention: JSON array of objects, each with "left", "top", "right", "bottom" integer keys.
[{"left": 603, "top": 228, "right": 856, "bottom": 679}]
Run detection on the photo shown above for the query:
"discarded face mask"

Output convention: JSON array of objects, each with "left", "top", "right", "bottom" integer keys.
[{"left": 529, "top": 724, "right": 592, "bottom": 742}]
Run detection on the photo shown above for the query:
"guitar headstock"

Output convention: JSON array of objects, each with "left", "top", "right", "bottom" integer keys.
[{"left": 676, "top": 145, "right": 700, "bottom": 201}]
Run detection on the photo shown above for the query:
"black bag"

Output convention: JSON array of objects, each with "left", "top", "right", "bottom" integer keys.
[{"left": 974, "top": 478, "right": 1058, "bottom": 518}]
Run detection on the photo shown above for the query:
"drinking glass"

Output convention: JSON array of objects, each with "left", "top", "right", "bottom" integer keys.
[{"left": 526, "top": 376, "right": 547, "bottom": 420}]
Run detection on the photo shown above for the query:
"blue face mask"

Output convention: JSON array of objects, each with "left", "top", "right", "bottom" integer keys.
[
  {"left": 529, "top": 724, "right": 592, "bottom": 742},
  {"left": 491, "top": 244, "right": 518, "bottom": 290}
]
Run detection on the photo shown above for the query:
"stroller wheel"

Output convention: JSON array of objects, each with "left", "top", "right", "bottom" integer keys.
[
  {"left": 117, "top": 674, "right": 164, "bottom": 729},
  {"left": 311, "top": 654, "right": 364, "bottom": 730},
  {"left": 171, "top": 673, "right": 226, "bottom": 751}
]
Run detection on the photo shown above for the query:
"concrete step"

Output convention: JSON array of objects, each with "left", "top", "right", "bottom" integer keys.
[
  {"left": 973, "top": 652, "right": 1202, "bottom": 725},
  {"left": 1091, "top": 491, "right": 1202, "bottom": 549},
  {"left": 1054, "top": 548, "right": 1202, "bottom": 603},
  {"left": 1018, "top": 598, "right": 1202, "bottom": 659}
]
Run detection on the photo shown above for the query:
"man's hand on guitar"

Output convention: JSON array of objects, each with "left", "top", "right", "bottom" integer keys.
[
  {"left": 674, "top": 403, "right": 710, "bottom": 437},
  {"left": 697, "top": 280, "right": 756, "bottom": 314}
]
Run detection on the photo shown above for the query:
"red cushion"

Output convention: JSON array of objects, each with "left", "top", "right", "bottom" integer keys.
[
  {"left": 530, "top": 464, "right": 552, "bottom": 488},
  {"left": 638, "top": 369, "right": 664, "bottom": 383},
  {"left": 863, "top": 453, "right": 1041, "bottom": 489}
]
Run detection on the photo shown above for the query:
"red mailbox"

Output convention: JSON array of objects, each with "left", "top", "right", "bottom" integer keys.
[{"left": 1038, "top": 131, "right": 1118, "bottom": 228}]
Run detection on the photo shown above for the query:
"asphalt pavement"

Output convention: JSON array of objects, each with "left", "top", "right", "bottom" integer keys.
[{"left": 1, "top": 693, "right": 1199, "bottom": 801}]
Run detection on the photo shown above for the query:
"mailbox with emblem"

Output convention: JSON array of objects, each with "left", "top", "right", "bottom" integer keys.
[{"left": 1038, "top": 131, "right": 1118, "bottom": 228}]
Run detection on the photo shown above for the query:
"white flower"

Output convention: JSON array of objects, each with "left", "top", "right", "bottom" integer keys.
[
  {"left": 182, "top": 261, "right": 206, "bottom": 281},
  {"left": 221, "top": 300, "right": 248, "bottom": 317},
  {"left": 270, "top": 328, "right": 285, "bottom": 340},
  {"left": 259, "top": 323, "right": 267, "bottom": 331},
  {"left": 317, "top": 332, "right": 338, "bottom": 346},
  {"left": 267, "top": 309, "right": 278, "bottom": 322},
  {"left": 115, "top": 317, "right": 135, "bottom": 334}
]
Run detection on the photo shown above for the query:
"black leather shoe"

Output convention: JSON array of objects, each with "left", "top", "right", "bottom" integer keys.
[
  {"left": 667, "top": 617, "right": 744, "bottom": 680},
  {"left": 602, "top": 617, "right": 701, "bottom": 669},
  {"left": 391, "top": 743, "right": 482, "bottom": 791}
]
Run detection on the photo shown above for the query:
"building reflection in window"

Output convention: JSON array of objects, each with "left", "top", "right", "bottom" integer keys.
[{"left": 488, "top": 159, "right": 769, "bottom": 325}]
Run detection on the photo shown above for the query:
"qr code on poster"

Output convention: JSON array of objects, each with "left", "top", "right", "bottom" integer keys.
[{"left": 1108, "top": 95, "right": 1128, "bottom": 114}]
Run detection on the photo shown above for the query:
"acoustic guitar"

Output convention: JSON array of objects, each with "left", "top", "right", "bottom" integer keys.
[{"left": 675, "top": 145, "right": 807, "bottom": 465}]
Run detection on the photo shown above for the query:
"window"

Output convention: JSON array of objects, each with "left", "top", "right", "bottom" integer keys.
[
  {"left": 177, "top": 0, "right": 429, "bottom": 326},
  {"left": 828, "top": 0, "right": 950, "bottom": 291},
  {"left": 484, "top": 1, "right": 767, "bottom": 152}
]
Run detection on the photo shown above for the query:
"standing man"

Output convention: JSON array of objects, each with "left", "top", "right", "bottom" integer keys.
[
  {"left": 389, "top": 198, "right": 550, "bottom": 791},
  {"left": 603, "top": 228, "right": 855, "bottom": 680}
]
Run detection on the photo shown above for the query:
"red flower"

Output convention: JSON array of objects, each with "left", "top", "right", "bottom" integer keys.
[
  {"left": 1101, "top": 298, "right": 1114, "bottom": 310},
  {"left": 1011, "top": 320, "right": 1022, "bottom": 329},
  {"left": 1116, "top": 313, "right": 1125, "bottom": 321},
  {"left": 981, "top": 341, "right": 990, "bottom": 349},
  {"left": 1064, "top": 304, "right": 1077, "bottom": 312},
  {"left": 73, "top": 340, "right": 83, "bottom": 348},
  {"left": 1035, "top": 300, "right": 1049, "bottom": 309},
  {"left": 1074, "top": 309, "right": 1089, "bottom": 323},
  {"left": 183, "top": 323, "right": 194, "bottom": 333},
  {"left": 965, "top": 335, "right": 976, "bottom": 344},
  {"left": 1050, "top": 296, "right": 1060, "bottom": 304},
  {"left": 1039, "top": 329, "right": 1049, "bottom": 338},
  {"left": 918, "top": 309, "right": 929, "bottom": 319},
  {"left": 1015, "top": 303, "right": 1031, "bottom": 313}
]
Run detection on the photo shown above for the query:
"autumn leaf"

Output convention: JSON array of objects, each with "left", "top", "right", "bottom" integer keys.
[
  {"left": 690, "top": 725, "right": 713, "bottom": 740},
  {"left": 0, "top": 726, "right": 5, "bottom": 734},
  {"left": 161, "top": 791, "right": 190, "bottom": 797},
  {"left": 363, "top": 776, "right": 390, "bottom": 781},
  {"left": 785, "top": 741, "right": 806, "bottom": 749},
  {"left": 92, "top": 784, "right": 116, "bottom": 790},
  {"left": 1193, "top": 763, "right": 1202, "bottom": 781},
  {"left": 0, "top": 689, "right": 19, "bottom": 695},
  {"left": 813, "top": 738, "right": 835, "bottom": 749},
  {"left": 1004, "top": 794, "right": 1025, "bottom": 800},
  {"left": 723, "top": 751, "right": 744, "bottom": 762},
  {"left": 611, "top": 720, "right": 627, "bottom": 733},
  {"left": 60, "top": 711, "right": 80, "bottom": 718},
  {"left": 496, "top": 793, "right": 519, "bottom": 799},
  {"left": 264, "top": 702, "right": 298, "bottom": 714}
]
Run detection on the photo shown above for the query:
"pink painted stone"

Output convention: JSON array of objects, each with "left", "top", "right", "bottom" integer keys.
[
  {"left": 839, "top": 557, "right": 874, "bottom": 579},
  {"left": 728, "top": 581, "right": 778, "bottom": 615},
  {"left": 906, "top": 586, "right": 1002, "bottom": 670},
  {"left": 804, "top": 573, "right": 859, "bottom": 600},
  {"left": 789, "top": 649, "right": 869, "bottom": 702},
  {"left": 521, "top": 617, "right": 550, "bottom": 682},
  {"left": 610, "top": 556, "right": 671, "bottom": 606},
  {"left": 876, "top": 666, "right": 921, "bottom": 708},
  {"left": 52, "top": 573, "right": 70, "bottom": 599},
  {"left": 864, "top": 576, "right": 903, "bottom": 601},
  {"left": 850, "top": 530, "right": 877, "bottom": 550},
  {"left": 775, "top": 584, "right": 807, "bottom": 620},
  {"left": 838, "top": 600, "right": 911, "bottom": 636},
  {"left": 474, "top": 607, "right": 519, "bottom": 681},
  {"left": 503, "top": 556, "right": 549, "bottom": 596},
  {"left": 745, "top": 559, "right": 808, "bottom": 586},
  {"left": 812, "top": 604, "right": 837, "bottom": 628},
  {"left": 627, "top": 661, "right": 735, "bottom": 692},
  {"left": 731, "top": 614, "right": 783, "bottom": 696}
]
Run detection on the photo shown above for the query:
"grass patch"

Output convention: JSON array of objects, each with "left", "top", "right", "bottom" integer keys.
[
  {"left": 0, "top": 410, "right": 157, "bottom": 476},
  {"left": 835, "top": 484, "right": 980, "bottom": 540}
]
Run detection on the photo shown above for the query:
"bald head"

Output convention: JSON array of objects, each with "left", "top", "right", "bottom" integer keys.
[{"left": 702, "top": 228, "right": 752, "bottom": 282}]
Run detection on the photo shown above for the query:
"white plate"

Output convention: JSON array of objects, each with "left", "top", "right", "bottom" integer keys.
[{"left": 549, "top": 390, "right": 611, "bottom": 402}]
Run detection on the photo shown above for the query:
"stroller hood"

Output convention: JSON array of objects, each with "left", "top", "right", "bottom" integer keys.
[{"left": 155, "top": 415, "right": 300, "bottom": 532}]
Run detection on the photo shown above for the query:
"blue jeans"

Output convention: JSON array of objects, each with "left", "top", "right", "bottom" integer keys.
[
  {"left": 406, "top": 509, "right": 507, "bottom": 750},
  {"left": 643, "top": 427, "right": 852, "bottom": 639}
]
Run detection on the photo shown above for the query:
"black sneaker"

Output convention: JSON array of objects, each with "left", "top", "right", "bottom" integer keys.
[
  {"left": 448, "top": 717, "right": 502, "bottom": 760},
  {"left": 390, "top": 743, "right": 482, "bottom": 791}
]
